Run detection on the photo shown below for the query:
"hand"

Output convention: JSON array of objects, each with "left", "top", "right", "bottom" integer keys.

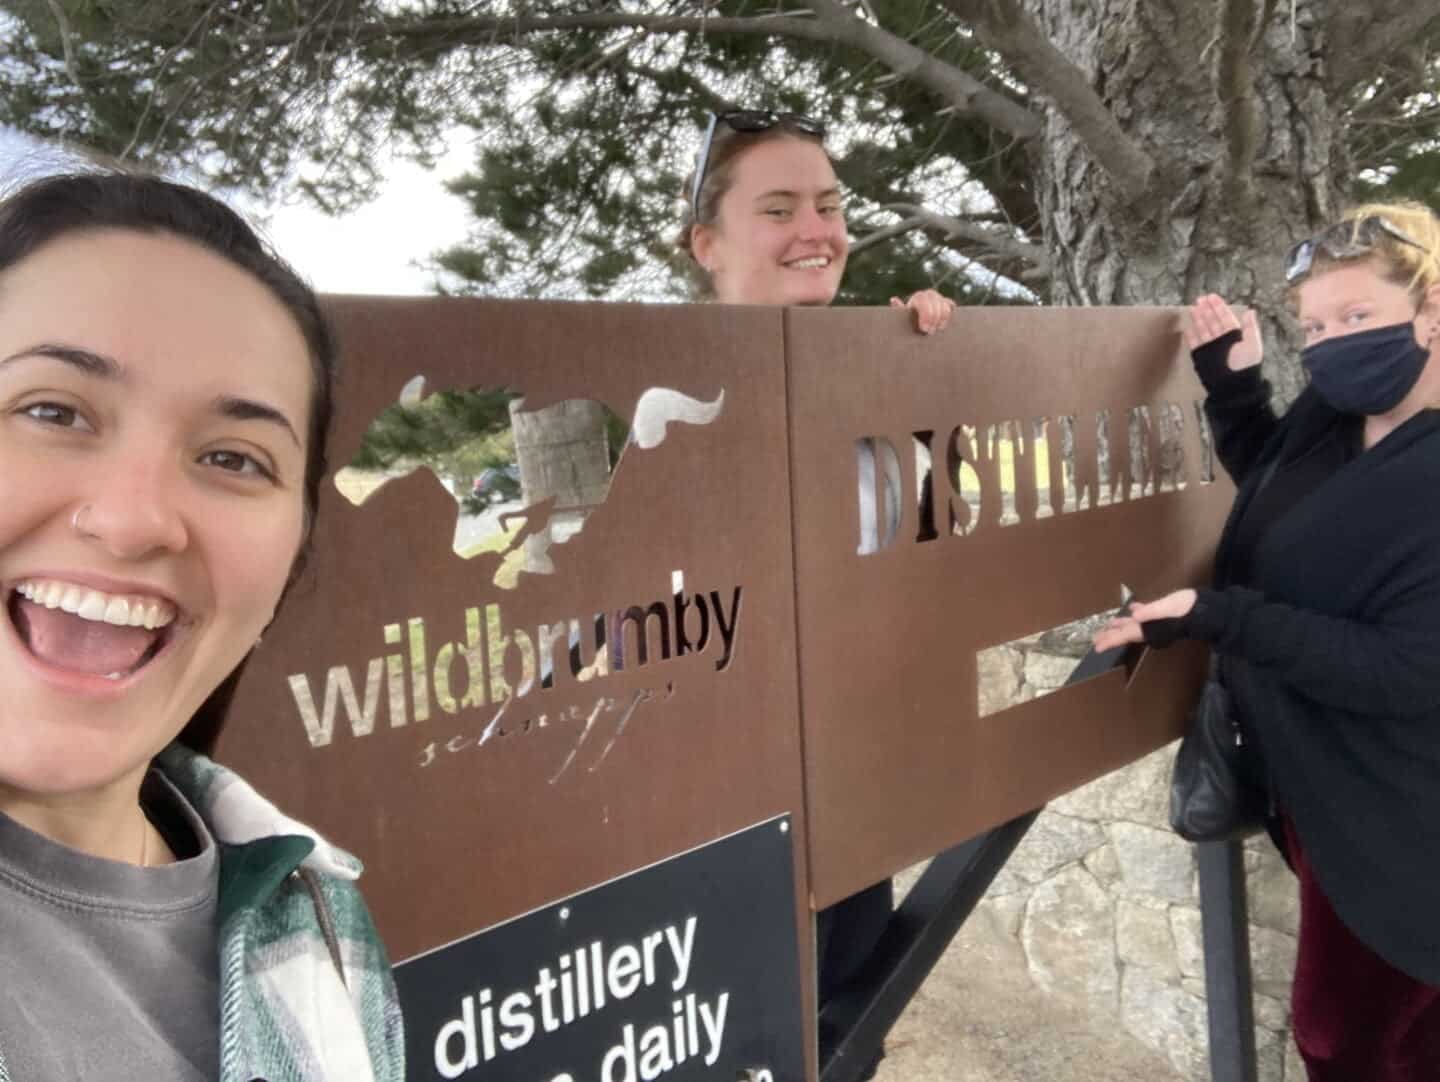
[
  {"left": 1092, "top": 589, "right": 1197, "bottom": 652},
  {"left": 890, "top": 289, "right": 954, "bottom": 335},
  {"left": 1183, "top": 294, "right": 1262, "bottom": 371}
]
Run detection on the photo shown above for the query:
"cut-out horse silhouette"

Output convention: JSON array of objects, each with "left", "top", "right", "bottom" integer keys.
[{"left": 338, "top": 382, "right": 725, "bottom": 588}]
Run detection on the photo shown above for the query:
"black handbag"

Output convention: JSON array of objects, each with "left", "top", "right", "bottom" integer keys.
[
  {"left": 1168, "top": 657, "right": 1267, "bottom": 843},
  {"left": 1168, "top": 444, "right": 1284, "bottom": 844}
]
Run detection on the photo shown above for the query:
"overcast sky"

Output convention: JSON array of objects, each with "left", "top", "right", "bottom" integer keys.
[{"left": 0, "top": 126, "right": 474, "bottom": 296}]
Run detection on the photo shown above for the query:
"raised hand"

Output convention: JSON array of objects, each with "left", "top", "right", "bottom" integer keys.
[{"left": 1184, "top": 294, "right": 1263, "bottom": 371}]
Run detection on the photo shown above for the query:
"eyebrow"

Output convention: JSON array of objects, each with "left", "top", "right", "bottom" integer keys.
[
  {"left": 0, "top": 343, "right": 121, "bottom": 377},
  {"left": 0, "top": 343, "right": 301, "bottom": 447},
  {"left": 754, "top": 187, "right": 843, "bottom": 202},
  {"left": 214, "top": 395, "right": 302, "bottom": 448}
]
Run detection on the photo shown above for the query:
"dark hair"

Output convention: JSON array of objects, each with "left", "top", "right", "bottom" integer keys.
[
  {"left": 675, "top": 119, "right": 831, "bottom": 295},
  {"left": 0, "top": 171, "right": 337, "bottom": 753}
]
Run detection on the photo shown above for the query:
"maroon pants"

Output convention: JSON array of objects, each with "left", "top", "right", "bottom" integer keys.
[{"left": 1285, "top": 819, "right": 1440, "bottom": 1080}]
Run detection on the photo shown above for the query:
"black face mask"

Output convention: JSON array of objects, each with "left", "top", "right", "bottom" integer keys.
[{"left": 1300, "top": 321, "right": 1429, "bottom": 416}]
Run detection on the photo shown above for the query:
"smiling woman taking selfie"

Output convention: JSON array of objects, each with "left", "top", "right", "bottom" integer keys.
[
  {"left": 0, "top": 173, "right": 403, "bottom": 1081},
  {"left": 1096, "top": 201, "right": 1440, "bottom": 1080}
]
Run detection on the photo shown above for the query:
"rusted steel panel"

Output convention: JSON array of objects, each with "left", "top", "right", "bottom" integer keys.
[
  {"left": 218, "top": 298, "right": 808, "bottom": 963},
  {"left": 220, "top": 297, "right": 1232, "bottom": 1017},
  {"left": 785, "top": 306, "right": 1233, "bottom": 907}
]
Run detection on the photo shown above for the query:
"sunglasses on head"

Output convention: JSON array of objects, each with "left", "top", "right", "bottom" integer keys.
[
  {"left": 689, "top": 110, "right": 828, "bottom": 219},
  {"left": 1284, "top": 215, "right": 1427, "bottom": 284}
]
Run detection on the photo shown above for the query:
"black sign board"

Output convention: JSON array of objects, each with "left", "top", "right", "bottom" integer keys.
[{"left": 396, "top": 816, "right": 806, "bottom": 1082}]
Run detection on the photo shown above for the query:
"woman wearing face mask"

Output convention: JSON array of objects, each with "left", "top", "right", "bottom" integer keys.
[
  {"left": 678, "top": 109, "right": 953, "bottom": 1077},
  {"left": 1095, "top": 201, "right": 1440, "bottom": 1079},
  {"left": 0, "top": 172, "right": 403, "bottom": 1080}
]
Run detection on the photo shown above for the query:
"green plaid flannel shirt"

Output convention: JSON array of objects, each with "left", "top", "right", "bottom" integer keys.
[{"left": 0, "top": 744, "right": 405, "bottom": 1082}]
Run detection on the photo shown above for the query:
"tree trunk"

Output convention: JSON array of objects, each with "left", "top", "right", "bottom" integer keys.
[
  {"left": 509, "top": 399, "right": 614, "bottom": 573},
  {"left": 1032, "top": 0, "right": 1346, "bottom": 404}
]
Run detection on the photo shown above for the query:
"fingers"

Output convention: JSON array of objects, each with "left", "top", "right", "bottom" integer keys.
[
  {"left": 1093, "top": 591, "right": 1193, "bottom": 654},
  {"left": 1243, "top": 307, "right": 1260, "bottom": 339},
  {"left": 1183, "top": 293, "right": 1243, "bottom": 350},
  {"left": 1126, "top": 601, "right": 1165, "bottom": 624},
  {"left": 1128, "top": 589, "right": 1197, "bottom": 623},
  {"left": 902, "top": 289, "right": 955, "bottom": 335},
  {"left": 1093, "top": 617, "right": 1144, "bottom": 652},
  {"left": 1183, "top": 294, "right": 1239, "bottom": 347},
  {"left": 1227, "top": 308, "right": 1265, "bottom": 370}
]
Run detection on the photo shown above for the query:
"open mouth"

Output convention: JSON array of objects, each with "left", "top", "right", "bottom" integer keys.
[
  {"left": 8, "top": 579, "right": 178, "bottom": 681},
  {"left": 785, "top": 256, "right": 832, "bottom": 271}
]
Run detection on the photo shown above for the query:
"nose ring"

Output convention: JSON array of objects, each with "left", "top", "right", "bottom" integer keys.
[{"left": 71, "top": 504, "right": 94, "bottom": 536}]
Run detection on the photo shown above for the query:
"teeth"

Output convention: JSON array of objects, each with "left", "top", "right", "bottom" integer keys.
[
  {"left": 788, "top": 257, "right": 829, "bottom": 269},
  {"left": 12, "top": 579, "right": 177, "bottom": 629}
]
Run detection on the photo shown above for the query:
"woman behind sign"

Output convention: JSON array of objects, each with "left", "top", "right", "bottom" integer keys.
[
  {"left": 0, "top": 172, "right": 404, "bottom": 1080},
  {"left": 1096, "top": 201, "right": 1440, "bottom": 1079},
  {"left": 677, "top": 108, "right": 954, "bottom": 1078}
]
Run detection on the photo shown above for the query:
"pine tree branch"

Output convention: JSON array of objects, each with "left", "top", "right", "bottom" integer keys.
[
  {"left": 849, "top": 216, "right": 929, "bottom": 254},
  {"left": 1215, "top": 0, "right": 1262, "bottom": 207},
  {"left": 249, "top": 7, "right": 1043, "bottom": 140},
  {"left": 602, "top": 55, "right": 736, "bottom": 114},
  {"left": 1326, "top": 6, "right": 1440, "bottom": 94},
  {"left": 933, "top": 0, "right": 1156, "bottom": 204},
  {"left": 801, "top": 0, "right": 1041, "bottom": 138},
  {"left": 42, "top": 0, "right": 82, "bottom": 88},
  {"left": 857, "top": 203, "right": 1051, "bottom": 276},
  {"left": 119, "top": 0, "right": 227, "bottom": 160},
  {"left": 254, "top": 11, "right": 826, "bottom": 50}
]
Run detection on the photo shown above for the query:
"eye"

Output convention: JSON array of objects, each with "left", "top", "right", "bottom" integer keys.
[
  {"left": 764, "top": 207, "right": 792, "bottom": 220},
  {"left": 199, "top": 448, "right": 275, "bottom": 481},
  {"left": 819, "top": 203, "right": 843, "bottom": 217},
  {"left": 20, "top": 401, "right": 92, "bottom": 431},
  {"left": 1344, "top": 309, "right": 1371, "bottom": 325}
]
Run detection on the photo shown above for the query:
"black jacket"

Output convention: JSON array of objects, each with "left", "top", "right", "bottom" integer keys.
[{"left": 1184, "top": 338, "right": 1440, "bottom": 984}]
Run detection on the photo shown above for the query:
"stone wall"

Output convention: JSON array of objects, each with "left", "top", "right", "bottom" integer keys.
[{"left": 973, "top": 623, "right": 1303, "bottom": 1080}]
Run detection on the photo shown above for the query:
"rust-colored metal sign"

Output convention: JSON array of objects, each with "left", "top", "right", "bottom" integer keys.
[
  {"left": 216, "top": 298, "right": 808, "bottom": 963},
  {"left": 217, "top": 298, "right": 1231, "bottom": 1023},
  {"left": 785, "top": 306, "right": 1232, "bottom": 907}
]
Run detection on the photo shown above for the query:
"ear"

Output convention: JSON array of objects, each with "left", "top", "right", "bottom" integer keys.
[
  {"left": 1422, "top": 283, "right": 1440, "bottom": 342},
  {"left": 1423, "top": 282, "right": 1440, "bottom": 315},
  {"left": 690, "top": 223, "right": 718, "bottom": 273}
]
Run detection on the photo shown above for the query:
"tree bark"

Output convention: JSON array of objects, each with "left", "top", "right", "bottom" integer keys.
[
  {"left": 1031, "top": 0, "right": 1345, "bottom": 402},
  {"left": 509, "top": 399, "right": 615, "bottom": 574}
]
